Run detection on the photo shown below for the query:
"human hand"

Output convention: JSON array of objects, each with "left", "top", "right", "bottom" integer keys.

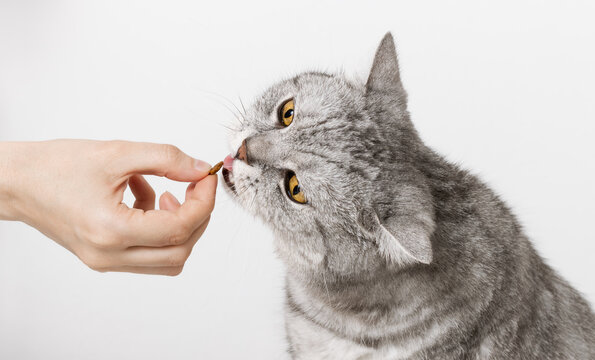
[{"left": 0, "top": 140, "right": 217, "bottom": 275}]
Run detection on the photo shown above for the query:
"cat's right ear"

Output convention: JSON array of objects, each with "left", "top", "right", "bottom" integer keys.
[{"left": 366, "top": 32, "right": 406, "bottom": 97}]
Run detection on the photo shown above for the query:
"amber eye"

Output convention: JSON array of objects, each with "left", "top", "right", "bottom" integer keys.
[
  {"left": 278, "top": 99, "right": 295, "bottom": 126},
  {"left": 285, "top": 171, "right": 307, "bottom": 204}
]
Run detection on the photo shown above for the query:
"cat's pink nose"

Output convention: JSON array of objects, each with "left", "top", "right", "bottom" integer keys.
[{"left": 235, "top": 139, "right": 248, "bottom": 164}]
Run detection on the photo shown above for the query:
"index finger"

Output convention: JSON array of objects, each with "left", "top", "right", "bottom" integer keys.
[
  {"left": 107, "top": 141, "right": 212, "bottom": 182},
  {"left": 115, "top": 175, "right": 218, "bottom": 247}
]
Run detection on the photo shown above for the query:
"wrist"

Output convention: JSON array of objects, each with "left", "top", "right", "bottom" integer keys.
[{"left": 0, "top": 142, "right": 26, "bottom": 221}]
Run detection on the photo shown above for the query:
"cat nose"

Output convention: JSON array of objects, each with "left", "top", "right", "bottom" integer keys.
[{"left": 235, "top": 139, "right": 249, "bottom": 164}]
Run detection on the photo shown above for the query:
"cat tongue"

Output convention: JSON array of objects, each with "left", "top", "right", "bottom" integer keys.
[{"left": 223, "top": 154, "right": 234, "bottom": 171}]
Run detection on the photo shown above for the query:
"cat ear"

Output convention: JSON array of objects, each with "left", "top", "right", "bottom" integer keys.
[
  {"left": 376, "top": 214, "right": 434, "bottom": 265},
  {"left": 366, "top": 32, "right": 405, "bottom": 94},
  {"left": 361, "top": 209, "right": 434, "bottom": 265}
]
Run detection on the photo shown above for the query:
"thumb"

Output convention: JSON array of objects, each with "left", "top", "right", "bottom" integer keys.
[
  {"left": 186, "top": 174, "right": 217, "bottom": 204},
  {"left": 176, "top": 174, "right": 218, "bottom": 225},
  {"left": 111, "top": 141, "right": 212, "bottom": 182}
]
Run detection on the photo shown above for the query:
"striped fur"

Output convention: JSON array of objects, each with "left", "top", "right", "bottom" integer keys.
[{"left": 222, "top": 33, "right": 594, "bottom": 359}]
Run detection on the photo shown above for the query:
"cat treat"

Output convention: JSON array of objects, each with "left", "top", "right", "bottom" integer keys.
[{"left": 208, "top": 161, "right": 224, "bottom": 175}]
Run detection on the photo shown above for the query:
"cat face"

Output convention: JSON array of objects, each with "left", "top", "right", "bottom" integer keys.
[{"left": 222, "top": 34, "right": 435, "bottom": 280}]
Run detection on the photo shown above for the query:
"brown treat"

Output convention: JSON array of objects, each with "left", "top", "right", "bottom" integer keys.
[{"left": 208, "top": 161, "right": 224, "bottom": 175}]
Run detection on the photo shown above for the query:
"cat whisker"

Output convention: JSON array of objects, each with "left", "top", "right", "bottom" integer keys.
[
  {"left": 215, "top": 122, "right": 239, "bottom": 132},
  {"left": 246, "top": 188, "right": 258, "bottom": 212},
  {"left": 238, "top": 96, "right": 247, "bottom": 117},
  {"left": 227, "top": 99, "right": 246, "bottom": 124},
  {"left": 197, "top": 89, "right": 246, "bottom": 127}
]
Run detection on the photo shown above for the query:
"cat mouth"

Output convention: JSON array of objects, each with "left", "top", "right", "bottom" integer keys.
[{"left": 221, "top": 155, "right": 236, "bottom": 194}]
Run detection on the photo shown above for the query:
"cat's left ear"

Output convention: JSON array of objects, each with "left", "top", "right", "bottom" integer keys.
[
  {"left": 360, "top": 206, "right": 434, "bottom": 265},
  {"left": 366, "top": 32, "right": 406, "bottom": 96},
  {"left": 375, "top": 213, "right": 434, "bottom": 265}
]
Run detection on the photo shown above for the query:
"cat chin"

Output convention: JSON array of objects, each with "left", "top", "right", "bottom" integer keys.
[
  {"left": 272, "top": 235, "right": 326, "bottom": 274},
  {"left": 221, "top": 161, "right": 263, "bottom": 209}
]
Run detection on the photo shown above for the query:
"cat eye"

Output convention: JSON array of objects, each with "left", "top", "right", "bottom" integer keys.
[
  {"left": 278, "top": 99, "right": 295, "bottom": 127},
  {"left": 285, "top": 171, "right": 307, "bottom": 204}
]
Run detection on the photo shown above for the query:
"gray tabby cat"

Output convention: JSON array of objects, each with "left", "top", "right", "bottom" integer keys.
[{"left": 221, "top": 33, "right": 595, "bottom": 359}]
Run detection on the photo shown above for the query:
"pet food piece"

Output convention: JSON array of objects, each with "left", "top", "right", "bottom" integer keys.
[{"left": 208, "top": 161, "right": 224, "bottom": 175}]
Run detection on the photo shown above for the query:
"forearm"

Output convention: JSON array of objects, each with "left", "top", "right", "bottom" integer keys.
[{"left": 0, "top": 141, "right": 27, "bottom": 221}]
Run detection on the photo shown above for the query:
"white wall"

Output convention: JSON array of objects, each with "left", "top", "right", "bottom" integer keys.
[{"left": 1, "top": 1, "right": 593, "bottom": 359}]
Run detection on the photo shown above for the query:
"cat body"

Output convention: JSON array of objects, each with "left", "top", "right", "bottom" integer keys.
[
  {"left": 283, "top": 154, "right": 594, "bottom": 359},
  {"left": 222, "top": 33, "right": 594, "bottom": 359}
]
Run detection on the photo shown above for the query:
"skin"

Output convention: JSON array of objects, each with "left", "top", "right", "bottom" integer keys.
[{"left": 0, "top": 139, "right": 217, "bottom": 276}]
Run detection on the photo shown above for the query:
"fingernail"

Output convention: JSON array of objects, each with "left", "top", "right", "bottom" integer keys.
[{"left": 194, "top": 159, "right": 211, "bottom": 172}]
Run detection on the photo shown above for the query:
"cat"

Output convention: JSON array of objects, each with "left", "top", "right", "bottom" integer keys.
[{"left": 220, "top": 33, "right": 595, "bottom": 359}]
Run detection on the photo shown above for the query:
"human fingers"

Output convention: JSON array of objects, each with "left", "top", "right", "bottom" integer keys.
[
  {"left": 113, "top": 175, "right": 216, "bottom": 247},
  {"left": 176, "top": 174, "right": 217, "bottom": 226},
  {"left": 76, "top": 215, "right": 209, "bottom": 273},
  {"left": 116, "top": 217, "right": 209, "bottom": 267},
  {"left": 185, "top": 182, "right": 196, "bottom": 201},
  {"left": 129, "top": 175, "right": 156, "bottom": 211},
  {"left": 103, "top": 265, "right": 185, "bottom": 276},
  {"left": 107, "top": 141, "right": 211, "bottom": 182},
  {"left": 159, "top": 191, "right": 181, "bottom": 211}
]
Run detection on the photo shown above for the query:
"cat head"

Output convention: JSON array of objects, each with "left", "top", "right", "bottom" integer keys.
[{"left": 222, "top": 33, "right": 435, "bottom": 282}]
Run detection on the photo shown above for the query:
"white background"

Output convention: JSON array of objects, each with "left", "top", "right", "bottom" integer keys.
[{"left": 1, "top": 1, "right": 594, "bottom": 359}]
